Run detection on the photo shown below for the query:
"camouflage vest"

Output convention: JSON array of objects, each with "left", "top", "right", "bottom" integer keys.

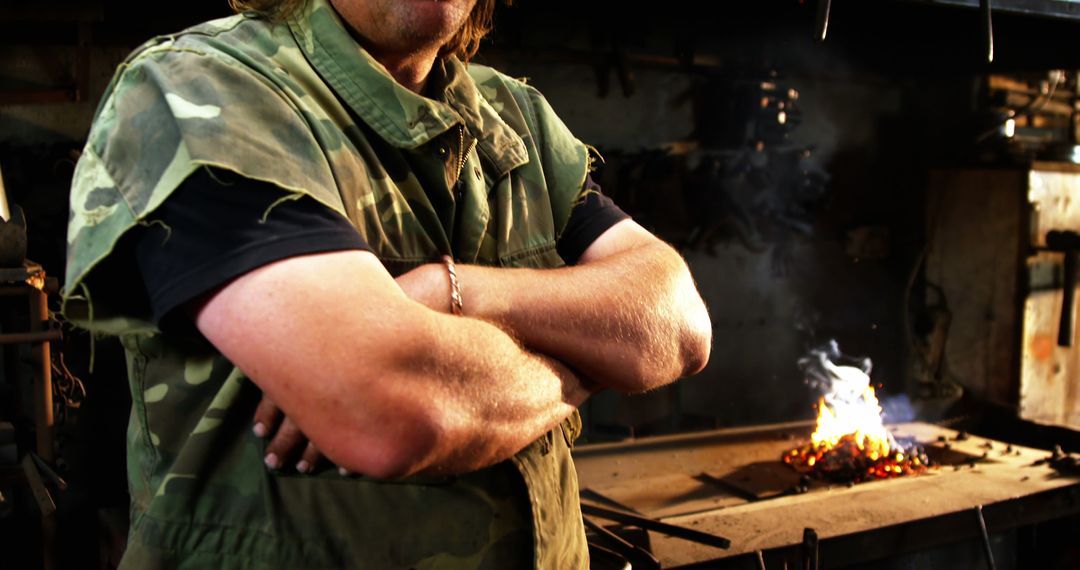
[{"left": 62, "top": 1, "right": 591, "bottom": 568}]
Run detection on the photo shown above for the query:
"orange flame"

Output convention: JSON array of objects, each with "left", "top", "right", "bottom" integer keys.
[
  {"left": 811, "top": 385, "right": 893, "bottom": 461},
  {"left": 783, "top": 348, "right": 930, "bottom": 483}
]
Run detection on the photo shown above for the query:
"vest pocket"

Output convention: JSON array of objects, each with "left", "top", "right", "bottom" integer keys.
[
  {"left": 561, "top": 409, "right": 583, "bottom": 449},
  {"left": 499, "top": 240, "right": 565, "bottom": 269}
]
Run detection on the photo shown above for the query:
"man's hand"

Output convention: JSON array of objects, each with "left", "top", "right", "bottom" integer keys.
[{"left": 253, "top": 397, "right": 325, "bottom": 473}]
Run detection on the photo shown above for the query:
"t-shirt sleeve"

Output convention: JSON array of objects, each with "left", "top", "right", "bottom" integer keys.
[
  {"left": 134, "top": 167, "right": 370, "bottom": 326},
  {"left": 555, "top": 175, "right": 630, "bottom": 265}
]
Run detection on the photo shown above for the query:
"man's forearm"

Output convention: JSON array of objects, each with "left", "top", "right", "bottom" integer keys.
[
  {"left": 370, "top": 311, "right": 593, "bottom": 477},
  {"left": 458, "top": 238, "right": 712, "bottom": 393},
  {"left": 195, "top": 250, "right": 592, "bottom": 480}
]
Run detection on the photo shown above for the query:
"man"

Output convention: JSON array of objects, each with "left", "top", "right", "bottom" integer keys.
[{"left": 63, "top": 0, "right": 711, "bottom": 567}]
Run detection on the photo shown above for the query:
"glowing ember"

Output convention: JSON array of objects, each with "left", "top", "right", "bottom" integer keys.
[{"left": 783, "top": 342, "right": 932, "bottom": 483}]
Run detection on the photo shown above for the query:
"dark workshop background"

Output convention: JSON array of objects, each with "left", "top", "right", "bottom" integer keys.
[{"left": 2, "top": 0, "right": 1080, "bottom": 567}]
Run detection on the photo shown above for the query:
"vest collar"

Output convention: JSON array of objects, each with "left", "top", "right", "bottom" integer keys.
[
  {"left": 288, "top": 0, "right": 528, "bottom": 176},
  {"left": 434, "top": 57, "right": 530, "bottom": 177}
]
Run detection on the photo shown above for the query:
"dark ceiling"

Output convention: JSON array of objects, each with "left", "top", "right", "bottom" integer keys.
[{"left": 1, "top": 0, "right": 1078, "bottom": 75}]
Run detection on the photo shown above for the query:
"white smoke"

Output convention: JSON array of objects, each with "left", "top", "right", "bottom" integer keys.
[
  {"left": 799, "top": 340, "right": 872, "bottom": 402},
  {"left": 799, "top": 340, "right": 897, "bottom": 448}
]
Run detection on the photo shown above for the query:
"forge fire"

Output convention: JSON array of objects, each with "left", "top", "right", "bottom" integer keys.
[{"left": 783, "top": 342, "right": 932, "bottom": 483}]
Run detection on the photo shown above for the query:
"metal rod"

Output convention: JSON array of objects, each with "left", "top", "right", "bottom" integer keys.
[
  {"left": 757, "top": 550, "right": 767, "bottom": 570},
  {"left": 981, "top": 0, "right": 994, "bottom": 63},
  {"left": 802, "top": 528, "right": 820, "bottom": 570},
  {"left": 0, "top": 163, "right": 9, "bottom": 222},
  {"left": 975, "top": 505, "right": 997, "bottom": 570},
  {"left": 583, "top": 515, "right": 661, "bottom": 570},
  {"left": 580, "top": 500, "right": 732, "bottom": 549},
  {"left": 30, "top": 287, "right": 54, "bottom": 463},
  {"left": 815, "top": 0, "right": 833, "bottom": 42}
]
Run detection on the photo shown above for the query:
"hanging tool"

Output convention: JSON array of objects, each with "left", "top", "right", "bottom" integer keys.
[
  {"left": 1045, "top": 230, "right": 1080, "bottom": 347},
  {"left": 21, "top": 454, "right": 56, "bottom": 518},
  {"left": 815, "top": 0, "right": 832, "bottom": 42},
  {"left": 981, "top": 0, "right": 994, "bottom": 63},
  {"left": 30, "top": 451, "right": 68, "bottom": 492}
]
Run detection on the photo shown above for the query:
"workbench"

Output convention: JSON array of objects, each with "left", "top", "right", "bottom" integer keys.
[{"left": 574, "top": 421, "right": 1080, "bottom": 568}]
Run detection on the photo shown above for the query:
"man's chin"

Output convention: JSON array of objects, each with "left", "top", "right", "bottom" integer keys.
[{"left": 402, "top": 0, "right": 471, "bottom": 33}]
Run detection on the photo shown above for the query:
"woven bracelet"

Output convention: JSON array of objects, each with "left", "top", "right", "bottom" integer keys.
[{"left": 441, "top": 255, "right": 464, "bottom": 316}]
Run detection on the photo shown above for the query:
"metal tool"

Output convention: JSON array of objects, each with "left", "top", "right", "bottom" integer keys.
[
  {"left": 1044, "top": 230, "right": 1080, "bottom": 346},
  {"left": 580, "top": 499, "right": 732, "bottom": 549},
  {"left": 30, "top": 452, "right": 67, "bottom": 492},
  {"left": 0, "top": 162, "right": 9, "bottom": 221},
  {"left": 975, "top": 505, "right": 996, "bottom": 570},
  {"left": 980, "top": 0, "right": 994, "bottom": 63},
  {"left": 802, "top": 527, "right": 820, "bottom": 570},
  {"left": 587, "top": 542, "right": 631, "bottom": 570},
  {"left": 21, "top": 454, "right": 56, "bottom": 517},
  {"left": 583, "top": 515, "right": 661, "bottom": 570},
  {"left": 815, "top": 0, "right": 832, "bottom": 42}
]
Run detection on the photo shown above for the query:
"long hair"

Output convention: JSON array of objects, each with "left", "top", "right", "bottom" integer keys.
[{"left": 228, "top": 0, "right": 506, "bottom": 61}]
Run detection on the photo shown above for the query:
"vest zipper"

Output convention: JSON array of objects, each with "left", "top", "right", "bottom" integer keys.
[{"left": 454, "top": 125, "right": 478, "bottom": 198}]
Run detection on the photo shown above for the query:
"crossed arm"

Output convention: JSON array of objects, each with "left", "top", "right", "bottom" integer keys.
[{"left": 194, "top": 219, "right": 711, "bottom": 478}]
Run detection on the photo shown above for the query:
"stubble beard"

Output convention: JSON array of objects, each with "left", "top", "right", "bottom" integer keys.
[{"left": 373, "top": 0, "right": 473, "bottom": 57}]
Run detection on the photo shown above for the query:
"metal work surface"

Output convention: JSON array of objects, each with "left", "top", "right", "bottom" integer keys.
[{"left": 574, "top": 422, "right": 1080, "bottom": 568}]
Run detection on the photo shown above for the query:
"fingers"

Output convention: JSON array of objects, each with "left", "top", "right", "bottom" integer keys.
[
  {"left": 263, "top": 416, "right": 304, "bottom": 470},
  {"left": 252, "top": 396, "right": 283, "bottom": 438},
  {"left": 295, "top": 441, "right": 323, "bottom": 474},
  {"left": 253, "top": 397, "right": 336, "bottom": 475}
]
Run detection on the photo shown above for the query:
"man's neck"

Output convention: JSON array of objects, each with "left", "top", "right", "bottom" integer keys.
[{"left": 372, "top": 49, "right": 440, "bottom": 94}]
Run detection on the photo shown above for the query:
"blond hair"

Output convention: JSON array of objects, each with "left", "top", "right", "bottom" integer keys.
[{"left": 228, "top": 0, "right": 505, "bottom": 61}]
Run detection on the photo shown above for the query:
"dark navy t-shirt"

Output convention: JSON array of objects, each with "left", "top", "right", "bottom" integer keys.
[{"left": 135, "top": 168, "right": 628, "bottom": 325}]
